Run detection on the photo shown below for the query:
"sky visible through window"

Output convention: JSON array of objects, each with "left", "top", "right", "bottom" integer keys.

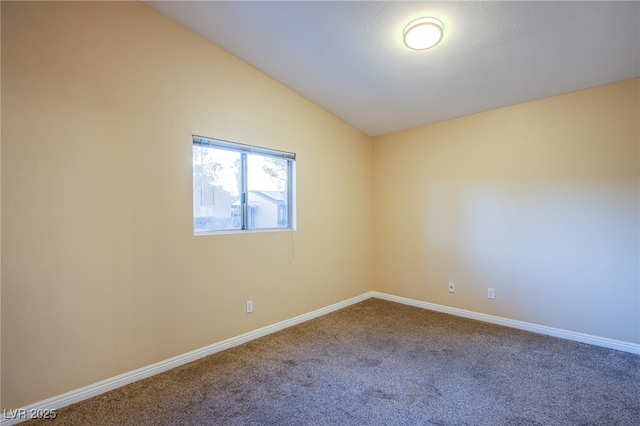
[{"left": 194, "top": 147, "right": 286, "bottom": 198}]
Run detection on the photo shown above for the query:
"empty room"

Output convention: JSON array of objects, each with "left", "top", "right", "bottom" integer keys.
[{"left": 1, "top": 1, "right": 638, "bottom": 425}]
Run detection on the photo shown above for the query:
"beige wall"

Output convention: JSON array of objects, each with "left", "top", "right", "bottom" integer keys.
[
  {"left": 1, "top": 1, "right": 372, "bottom": 409},
  {"left": 373, "top": 78, "right": 639, "bottom": 344}
]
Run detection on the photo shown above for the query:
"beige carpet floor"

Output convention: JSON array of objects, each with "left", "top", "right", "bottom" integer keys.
[{"left": 24, "top": 298, "right": 640, "bottom": 425}]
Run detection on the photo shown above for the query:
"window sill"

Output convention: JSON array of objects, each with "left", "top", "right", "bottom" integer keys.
[{"left": 194, "top": 227, "right": 296, "bottom": 237}]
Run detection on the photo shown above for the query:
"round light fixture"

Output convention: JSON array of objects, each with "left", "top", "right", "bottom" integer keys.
[{"left": 403, "top": 17, "right": 444, "bottom": 50}]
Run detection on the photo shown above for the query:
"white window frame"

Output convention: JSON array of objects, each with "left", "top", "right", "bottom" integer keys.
[{"left": 192, "top": 135, "right": 296, "bottom": 235}]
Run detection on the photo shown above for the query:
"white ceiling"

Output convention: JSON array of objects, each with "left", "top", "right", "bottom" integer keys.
[{"left": 145, "top": 1, "right": 640, "bottom": 137}]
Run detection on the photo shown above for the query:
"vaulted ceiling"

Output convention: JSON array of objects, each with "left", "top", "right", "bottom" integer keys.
[{"left": 145, "top": 1, "right": 640, "bottom": 136}]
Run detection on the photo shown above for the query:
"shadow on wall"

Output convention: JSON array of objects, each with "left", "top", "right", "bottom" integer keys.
[{"left": 422, "top": 180, "right": 636, "bottom": 327}]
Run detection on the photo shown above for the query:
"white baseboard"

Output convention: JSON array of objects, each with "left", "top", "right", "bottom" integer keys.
[
  {"left": 372, "top": 291, "right": 640, "bottom": 355},
  {"left": 0, "top": 292, "right": 373, "bottom": 426}
]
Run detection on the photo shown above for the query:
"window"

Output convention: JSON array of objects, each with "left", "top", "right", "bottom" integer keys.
[{"left": 192, "top": 136, "right": 296, "bottom": 234}]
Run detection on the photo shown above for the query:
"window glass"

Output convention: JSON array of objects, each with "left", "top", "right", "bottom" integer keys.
[
  {"left": 193, "top": 137, "right": 295, "bottom": 234},
  {"left": 247, "top": 154, "right": 289, "bottom": 229}
]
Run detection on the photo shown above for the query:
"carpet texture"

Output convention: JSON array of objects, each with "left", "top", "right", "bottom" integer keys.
[{"left": 25, "top": 299, "right": 639, "bottom": 425}]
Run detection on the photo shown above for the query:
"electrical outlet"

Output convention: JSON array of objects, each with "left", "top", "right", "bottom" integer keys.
[
  {"left": 448, "top": 282, "right": 455, "bottom": 293},
  {"left": 246, "top": 300, "right": 253, "bottom": 314},
  {"left": 488, "top": 288, "right": 495, "bottom": 300}
]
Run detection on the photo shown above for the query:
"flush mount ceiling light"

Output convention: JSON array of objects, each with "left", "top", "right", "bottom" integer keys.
[{"left": 403, "top": 17, "right": 444, "bottom": 50}]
